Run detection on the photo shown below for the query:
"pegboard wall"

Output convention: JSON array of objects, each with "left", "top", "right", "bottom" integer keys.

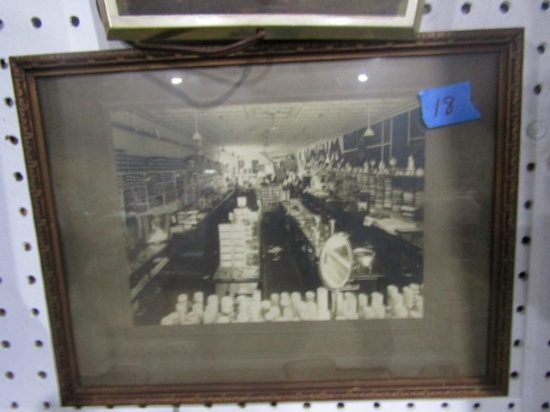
[{"left": 1, "top": 0, "right": 549, "bottom": 411}]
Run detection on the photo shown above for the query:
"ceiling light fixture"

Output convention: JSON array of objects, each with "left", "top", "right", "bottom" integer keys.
[
  {"left": 192, "top": 111, "right": 203, "bottom": 141},
  {"left": 358, "top": 73, "right": 369, "bottom": 83},
  {"left": 364, "top": 104, "right": 375, "bottom": 137},
  {"left": 171, "top": 77, "right": 183, "bottom": 85}
]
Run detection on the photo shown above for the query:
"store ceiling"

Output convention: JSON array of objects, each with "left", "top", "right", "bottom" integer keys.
[
  {"left": 125, "top": 97, "right": 418, "bottom": 154},
  {"left": 108, "top": 58, "right": 423, "bottom": 154}
]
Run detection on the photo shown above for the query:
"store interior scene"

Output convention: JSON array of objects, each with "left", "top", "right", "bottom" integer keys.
[{"left": 113, "top": 65, "right": 426, "bottom": 326}]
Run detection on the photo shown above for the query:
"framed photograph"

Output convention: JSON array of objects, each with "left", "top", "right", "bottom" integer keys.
[
  {"left": 11, "top": 29, "right": 522, "bottom": 406},
  {"left": 96, "top": 0, "right": 424, "bottom": 41}
]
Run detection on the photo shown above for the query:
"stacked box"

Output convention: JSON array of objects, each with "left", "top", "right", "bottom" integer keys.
[
  {"left": 218, "top": 218, "right": 259, "bottom": 270},
  {"left": 259, "top": 185, "right": 281, "bottom": 206}
]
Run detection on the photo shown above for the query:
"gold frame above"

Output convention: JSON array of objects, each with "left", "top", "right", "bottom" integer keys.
[{"left": 96, "top": 0, "right": 425, "bottom": 41}]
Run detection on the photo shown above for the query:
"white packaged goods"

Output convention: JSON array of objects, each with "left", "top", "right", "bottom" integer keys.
[
  {"left": 160, "top": 284, "right": 423, "bottom": 325},
  {"left": 317, "top": 287, "right": 328, "bottom": 312},
  {"left": 218, "top": 224, "right": 231, "bottom": 232},
  {"left": 160, "top": 312, "right": 180, "bottom": 325},
  {"left": 237, "top": 196, "right": 247, "bottom": 208},
  {"left": 221, "top": 296, "right": 233, "bottom": 315}
]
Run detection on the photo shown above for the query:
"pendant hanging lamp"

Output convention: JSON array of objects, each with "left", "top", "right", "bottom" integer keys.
[
  {"left": 363, "top": 104, "right": 375, "bottom": 137},
  {"left": 192, "top": 111, "right": 203, "bottom": 141}
]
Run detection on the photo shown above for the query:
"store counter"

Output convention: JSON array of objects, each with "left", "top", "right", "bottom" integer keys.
[{"left": 283, "top": 194, "right": 423, "bottom": 291}]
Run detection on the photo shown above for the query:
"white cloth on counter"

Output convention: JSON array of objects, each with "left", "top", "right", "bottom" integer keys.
[{"left": 371, "top": 217, "right": 420, "bottom": 235}]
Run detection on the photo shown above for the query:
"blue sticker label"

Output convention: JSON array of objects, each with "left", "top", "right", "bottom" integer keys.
[{"left": 418, "top": 82, "right": 481, "bottom": 129}]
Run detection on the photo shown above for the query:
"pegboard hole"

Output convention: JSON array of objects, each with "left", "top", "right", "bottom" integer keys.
[
  {"left": 499, "top": 1, "right": 510, "bottom": 13},
  {"left": 508, "top": 402, "right": 515, "bottom": 409},
  {"left": 542, "top": 402, "right": 549, "bottom": 410},
  {"left": 31, "top": 308, "right": 40, "bottom": 316},
  {"left": 461, "top": 2, "right": 472, "bottom": 14},
  {"left": 43, "top": 402, "right": 50, "bottom": 409},
  {"left": 521, "top": 236, "right": 531, "bottom": 245},
  {"left": 373, "top": 402, "right": 381, "bottom": 409},
  {"left": 70, "top": 16, "right": 80, "bottom": 27},
  {"left": 542, "top": 1, "right": 550, "bottom": 11},
  {"left": 31, "top": 17, "right": 42, "bottom": 28},
  {"left": 510, "top": 371, "right": 519, "bottom": 379},
  {"left": 238, "top": 402, "right": 246, "bottom": 408},
  {"left": 4, "top": 97, "right": 14, "bottom": 107},
  {"left": 337, "top": 402, "right": 345, "bottom": 409},
  {"left": 27, "top": 275, "right": 36, "bottom": 284},
  {"left": 545, "top": 371, "right": 550, "bottom": 378},
  {"left": 14, "top": 172, "right": 24, "bottom": 181},
  {"left": 24, "top": 242, "right": 32, "bottom": 251},
  {"left": 518, "top": 271, "right": 528, "bottom": 280},
  {"left": 526, "top": 162, "right": 536, "bottom": 171},
  {"left": 534, "top": 84, "right": 543, "bottom": 95},
  {"left": 38, "top": 371, "right": 47, "bottom": 379},
  {"left": 516, "top": 305, "right": 525, "bottom": 313},
  {"left": 0, "top": 59, "right": 8, "bottom": 69},
  {"left": 5, "top": 371, "right": 14, "bottom": 379},
  {"left": 524, "top": 200, "right": 533, "bottom": 209},
  {"left": 473, "top": 402, "right": 481, "bottom": 409},
  {"left": 424, "top": 3, "right": 432, "bottom": 14},
  {"left": 0, "top": 308, "right": 6, "bottom": 317},
  {"left": 441, "top": 402, "right": 449, "bottom": 408},
  {"left": 34, "top": 340, "right": 44, "bottom": 347},
  {"left": 5, "top": 135, "right": 19, "bottom": 145},
  {"left": 407, "top": 403, "right": 415, "bottom": 409},
  {"left": 10, "top": 402, "right": 18, "bottom": 409},
  {"left": 270, "top": 402, "right": 277, "bottom": 407},
  {"left": 204, "top": 403, "right": 213, "bottom": 408},
  {"left": 19, "top": 207, "right": 28, "bottom": 217},
  {"left": 303, "top": 402, "right": 311, "bottom": 409},
  {"left": 0, "top": 20, "right": 4, "bottom": 30},
  {"left": 538, "top": 43, "right": 547, "bottom": 54},
  {"left": 1, "top": 340, "right": 10, "bottom": 348},
  {"left": 513, "top": 339, "right": 522, "bottom": 347}
]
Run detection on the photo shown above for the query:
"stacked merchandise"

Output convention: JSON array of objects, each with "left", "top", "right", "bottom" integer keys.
[
  {"left": 366, "top": 174, "right": 376, "bottom": 205},
  {"left": 259, "top": 185, "right": 281, "bottom": 207},
  {"left": 382, "top": 176, "right": 393, "bottom": 210},
  {"left": 391, "top": 188, "right": 403, "bottom": 212},
  {"left": 218, "top": 220, "right": 259, "bottom": 269},
  {"left": 401, "top": 187, "right": 418, "bottom": 219},
  {"left": 216, "top": 201, "right": 261, "bottom": 295},
  {"left": 373, "top": 176, "right": 389, "bottom": 211},
  {"left": 160, "top": 283, "right": 424, "bottom": 325}
]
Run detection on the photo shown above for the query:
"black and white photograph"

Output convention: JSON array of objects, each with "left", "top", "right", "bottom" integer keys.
[{"left": 117, "top": 91, "right": 426, "bottom": 327}]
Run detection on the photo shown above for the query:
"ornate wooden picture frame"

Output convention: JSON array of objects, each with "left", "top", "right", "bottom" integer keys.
[{"left": 11, "top": 29, "right": 522, "bottom": 406}]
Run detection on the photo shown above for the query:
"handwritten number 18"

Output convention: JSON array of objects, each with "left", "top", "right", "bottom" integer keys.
[{"left": 434, "top": 96, "right": 455, "bottom": 117}]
